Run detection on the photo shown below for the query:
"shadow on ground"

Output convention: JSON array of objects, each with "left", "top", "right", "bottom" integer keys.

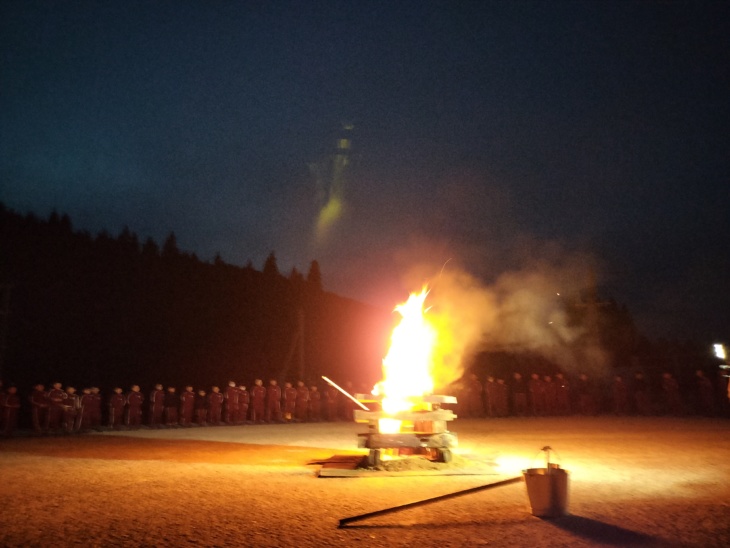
[{"left": 547, "top": 515, "right": 661, "bottom": 546}]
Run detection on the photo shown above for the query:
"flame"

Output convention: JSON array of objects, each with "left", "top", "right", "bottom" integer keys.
[{"left": 373, "top": 287, "right": 436, "bottom": 417}]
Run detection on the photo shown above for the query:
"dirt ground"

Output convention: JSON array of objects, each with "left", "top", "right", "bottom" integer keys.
[{"left": 1, "top": 417, "right": 729, "bottom": 547}]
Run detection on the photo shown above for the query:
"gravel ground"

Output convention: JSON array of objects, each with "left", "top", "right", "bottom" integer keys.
[{"left": 1, "top": 417, "right": 729, "bottom": 547}]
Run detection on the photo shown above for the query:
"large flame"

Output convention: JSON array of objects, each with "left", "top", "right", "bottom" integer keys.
[{"left": 373, "top": 287, "right": 436, "bottom": 415}]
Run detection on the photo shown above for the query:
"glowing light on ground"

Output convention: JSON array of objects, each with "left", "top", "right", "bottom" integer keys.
[{"left": 494, "top": 455, "right": 532, "bottom": 475}]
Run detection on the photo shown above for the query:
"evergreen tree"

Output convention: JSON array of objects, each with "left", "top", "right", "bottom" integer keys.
[
  {"left": 289, "top": 267, "right": 304, "bottom": 284},
  {"left": 306, "top": 260, "right": 323, "bottom": 291},
  {"left": 263, "top": 252, "right": 280, "bottom": 277},
  {"left": 162, "top": 232, "right": 179, "bottom": 258},
  {"left": 142, "top": 237, "right": 159, "bottom": 257}
]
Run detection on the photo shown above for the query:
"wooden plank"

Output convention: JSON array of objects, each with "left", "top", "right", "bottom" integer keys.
[{"left": 354, "top": 409, "right": 457, "bottom": 422}]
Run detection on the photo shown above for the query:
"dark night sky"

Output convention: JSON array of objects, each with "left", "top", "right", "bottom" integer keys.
[{"left": 1, "top": 1, "right": 728, "bottom": 341}]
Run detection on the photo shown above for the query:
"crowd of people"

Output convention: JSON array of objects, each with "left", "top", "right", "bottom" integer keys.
[
  {"left": 0, "top": 378, "right": 363, "bottom": 437},
  {"left": 1, "top": 369, "right": 728, "bottom": 437},
  {"left": 452, "top": 370, "right": 729, "bottom": 419}
]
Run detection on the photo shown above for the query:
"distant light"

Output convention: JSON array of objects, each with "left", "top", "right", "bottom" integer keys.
[{"left": 714, "top": 344, "right": 726, "bottom": 360}]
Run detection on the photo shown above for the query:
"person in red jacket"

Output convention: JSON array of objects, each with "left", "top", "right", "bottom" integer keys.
[
  {"left": 2, "top": 386, "right": 21, "bottom": 437},
  {"left": 250, "top": 379, "right": 266, "bottom": 423},
  {"left": 224, "top": 381, "right": 239, "bottom": 425},
  {"left": 483, "top": 376, "right": 497, "bottom": 417},
  {"left": 325, "top": 385, "right": 339, "bottom": 421},
  {"left": 89, "top": 387, "right": 103, "bottom": 430},
  {"left": 108, "top": 387, "right": 125, "bottom": 429},
  {"left": 295, "top": 381, "right": 310, "bottom": 422},
  {"left": 30, "top": 383, "right": 49, "bottom": 433},
  {"left": 207, "top": 386, "right": 224, "bottom": 425},
  {"left": 148, "top": 383, "right": 165, "bottom": 428},
  {"left": 237, "top": 385, "right": 249, "bottom": 424},
  {"left": 611, "top": 375, "right": 630, "bottom": 415},
  {"left": 126, "top": 385, "right": 144, "bottom": 429},
  {"left": 495, "top": 378, "right": 509, "bottom": 417},
  {"left": 265, "top": 379, "right": 282, "bottom": 423},
  {"left": 179, "top": 385, "right": 195, "bottom": 427},
  {"left": 282, "top": 382, "right": 297, "bottom": 422},
  {"left": 47, "top": 382, "right": 66, "bottom": 432},
  {"left": 79, "top": 388, "right": 95, "bottom": 431},
  {"left": 62, "top": 387, "right": 81, "bottom": 434},
  {"left": 308, "top": 385, "right": 321, "bottom": 422},
  {"left": 195, "top": 390, "right": 208, "bottom": 425},
  {"left": 163, "top": 386, "right": 180, "bottom": 427}
]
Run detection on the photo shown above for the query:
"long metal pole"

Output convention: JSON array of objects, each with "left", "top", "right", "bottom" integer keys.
[
  {"left": 338, "top": 475, "right": 523, "bottom": 527},
  {"left": 321, "top": 376, "right": 370, "bottom": 411}
]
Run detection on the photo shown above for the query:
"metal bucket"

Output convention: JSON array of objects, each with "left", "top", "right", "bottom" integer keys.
[{"left": 523, "top": 464, "right": 569, "bottom": 518}]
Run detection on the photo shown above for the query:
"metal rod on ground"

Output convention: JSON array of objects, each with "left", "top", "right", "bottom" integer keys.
[
  {"left": 321, "top": 376, "right": 370, "bottom": 411},
  {"left": 338, "top": 475, "right": 523, "bottom": 527}
]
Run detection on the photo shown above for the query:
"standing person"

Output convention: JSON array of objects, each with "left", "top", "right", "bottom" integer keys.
[
  {"left": 164, "top": 386, "right": 180, "bottom": 427},
  {"left": 108, "top": 387, "right": 126, "bottom": 429},
  {"left": 511, "top": 373, "right": 528, "bottom": 416},
  {"left": 266, "top": 379, "right": 282, "bottom": 423},
  {"left": 195, "top": 389, "right": 208, "bottom": 425},
  {"left": 126, "top": 385, "right": 144, "bottom": 429},
  {"left": 250, "top": 379, "right": 266, "bottom": 423},
  {"left": 295, "top": 381, "right": 310, "bottom": 422},
  {"left": 554, "top": 373, "right": 571, "bottom": 415},
  {"left": 483, "top": 376, "right": 497, "bottom": 417},
  {"left": 339, "top": 381, "right": 358, "bottom": 422},
  {"left": 528, "top": 374, "right": 545, "bottom": 416},
  {"left": 148, "top": 383, "right": 165, "bottom": 428},
  {"left": 632, "top": 373, "right": 652, "bottom": 415},
  {"left": 2, "top": 386, "right": 20, "bottom": 437},
  {"left": 79, "top": 388, "right": 95, "bottom": 431},
  {"left": 208, "top": 386, "right": 224, "bottom": 425},
  {"left": 661, "top": 372, "right": 683, "bottom": 415},
  {"left": 543, "top": 376, "right": 557, "bottom": 416},
  {"left": 179, "top": 386, "right": 195, "bottom": 427},
  {"left": 611, "top": 375, "right": 630, "bottom": 415},
  {"left": 576, "top": 374, "right": 595, "bottom": 415},
  {"left": 282, "top": 382, "right": 297, "bottom": 422},
  {"left": 694, "top": 370, "right": 715, "bottom": 416},
  {"left": 308, "top": 385, "right": 321, "bottom": 422},
  {"left": 494, "top": 378, "right": 509, "bottom": 417},
  {"left": 224, "top": 381, "right": 239, "bottom": 425},
  {"left": 237, "top": 385, "right": 249, "bottom": 424},
  {"left": 89, "top": 387, "right": 103, "bottom": 430},
  {"left": 62, "top": 387, "right": 80, "bottom": 434},
  {"left": 325, "top": 384, "right": 339, "bottom": 421},
  {"left": 29, "top": 384, "right": 49, "bottom": 434},
  {"left": 47, "top": 382, "right": 66, "bottom": 432},
  {"left": 462, "top": 374, "right": 484, "bottom": 418}
]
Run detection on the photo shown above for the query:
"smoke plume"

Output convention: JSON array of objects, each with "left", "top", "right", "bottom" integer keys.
[{"left": 401, "top": 254, "right": 609, "bottom": 388}]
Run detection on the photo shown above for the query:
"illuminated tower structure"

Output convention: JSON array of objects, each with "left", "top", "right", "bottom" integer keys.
[{"left": 314, "top": 123, "right": 353, "bottom": 240}]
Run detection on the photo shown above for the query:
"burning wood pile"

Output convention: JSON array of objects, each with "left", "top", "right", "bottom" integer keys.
[
  {"left": 353, "top": 393, "right": 458, "bottom": 466},
  {"left": 356, "top": 288, "right": 459, "bottom": 467}
]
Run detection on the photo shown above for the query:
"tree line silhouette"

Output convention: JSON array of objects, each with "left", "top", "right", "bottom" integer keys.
[
  {"left": 0, "top": 203, "right": 393, "bottom": 392},
  {"left": 0, "top": 203, "right": 721, "bottom": 400}
]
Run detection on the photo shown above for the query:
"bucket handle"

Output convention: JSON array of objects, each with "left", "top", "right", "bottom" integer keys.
[{"left": 531, "top": 445, "right": 563, "bottom": 474}]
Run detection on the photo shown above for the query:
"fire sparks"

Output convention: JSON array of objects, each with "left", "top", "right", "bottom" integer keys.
[{"left": 373, "top": 287, "right": 436, "bottom": 418}]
